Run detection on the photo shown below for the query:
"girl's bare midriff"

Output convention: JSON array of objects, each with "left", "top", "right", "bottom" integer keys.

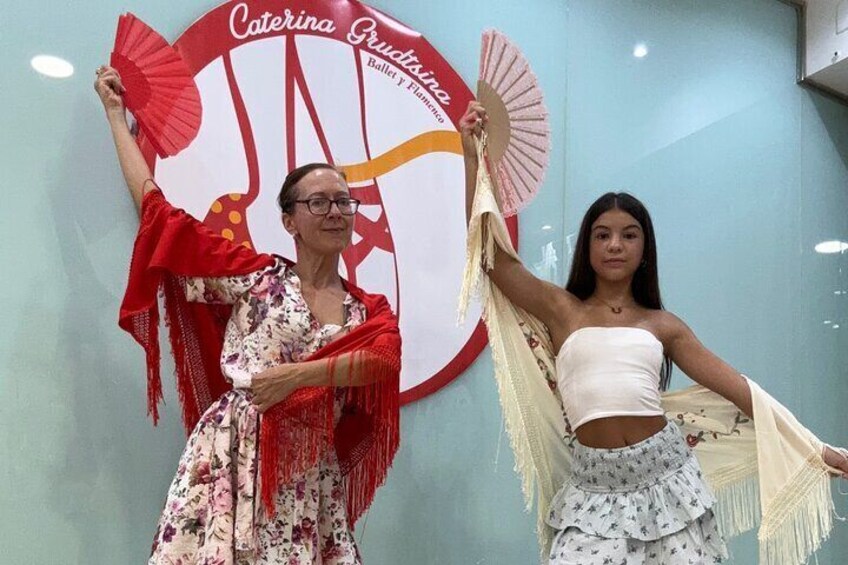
[{"left": 575, "top": 415, "right": 668, "bottom": 449}]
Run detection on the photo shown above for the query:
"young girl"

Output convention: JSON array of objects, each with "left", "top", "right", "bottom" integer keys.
[{"left": 459, "top": 101, "right": 848, "bottom": 564}]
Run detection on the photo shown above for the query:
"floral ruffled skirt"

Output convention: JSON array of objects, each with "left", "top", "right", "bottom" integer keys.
[
  {"left": 148, "top": 389, "right": 360, "bottom": 565},
  {"left": 546, "top": 421, "right": 728, "bottom": 564}
]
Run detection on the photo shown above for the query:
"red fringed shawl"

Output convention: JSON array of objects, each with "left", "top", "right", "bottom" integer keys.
[{"left": 119, "top": 190, "right": 401, "bottom": 523}]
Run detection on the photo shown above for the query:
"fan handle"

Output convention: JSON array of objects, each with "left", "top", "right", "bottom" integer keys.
[{"left": 476, "top": 79, "right": 511, "bottom": 163}]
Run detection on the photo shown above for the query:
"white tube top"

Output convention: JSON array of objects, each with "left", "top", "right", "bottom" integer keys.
[{"left": 555, "top": 326, "right": 665, "bottom": 430}]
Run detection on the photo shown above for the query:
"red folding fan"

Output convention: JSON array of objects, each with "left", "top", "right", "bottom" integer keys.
[
  {"left": 110, "top": 13, "right": 202, "bottom": 158},
  {"left": 477, "top": 29, "right": 550, "bottom": 217}
]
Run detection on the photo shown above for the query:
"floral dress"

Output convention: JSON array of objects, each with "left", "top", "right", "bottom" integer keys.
[{"left": 148, "top": 259, "right": 366, "bottom": 565}]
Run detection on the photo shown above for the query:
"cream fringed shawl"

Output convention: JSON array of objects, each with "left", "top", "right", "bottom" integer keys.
[{"left": 458, "top": 143, "right": 840, "bottom": 565}]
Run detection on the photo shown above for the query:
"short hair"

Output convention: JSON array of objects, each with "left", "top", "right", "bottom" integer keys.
[{"left": 277, "top": 163, "right": 347, "bottom": 213}]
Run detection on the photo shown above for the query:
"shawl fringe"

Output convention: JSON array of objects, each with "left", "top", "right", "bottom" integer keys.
[
  {"left": 459, "top": 137, "right": 570, "bottom": 559},
  {"left": 710, "top": 456, "right": 761, "bottom": 540},
  {"left": 120, "top": 189, "right": 401, "bottom": 523},
  {"left": 759, "top": 456, "right": 834, "bottom": 565}
]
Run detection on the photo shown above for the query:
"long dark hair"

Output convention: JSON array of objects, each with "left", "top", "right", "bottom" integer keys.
[
  {"left": 277, "top": 163, "right": 346, "bottom": 213},
  {"left": 565, "top": 192, "right": 672, "bottom": 389}
]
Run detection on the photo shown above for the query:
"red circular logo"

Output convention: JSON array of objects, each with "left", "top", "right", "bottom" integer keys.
[{"left": 140, "top": 0, "right": 518, "bottom": 404}]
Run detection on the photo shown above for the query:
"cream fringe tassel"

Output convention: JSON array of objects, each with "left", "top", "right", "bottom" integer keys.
[
  {"left": 708, "top": 455, "right": 761, "bottom": 539},
  {"left": 759, "top": 457, "right": 834, "bottom": 565}
]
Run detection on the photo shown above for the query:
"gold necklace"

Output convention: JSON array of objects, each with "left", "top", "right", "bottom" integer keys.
[{"left": 595, "top": 297, "right": 625, "bottom": 314}]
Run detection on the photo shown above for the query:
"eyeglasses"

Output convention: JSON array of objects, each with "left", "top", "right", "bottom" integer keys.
[{"left": 293, "top": 197, "right": 360, "bottom": 216}]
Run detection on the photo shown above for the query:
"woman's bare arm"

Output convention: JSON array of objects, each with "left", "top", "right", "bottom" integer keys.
[
  {"left": 662, "top": 312, "right": 752, "bottom": 416},
  {"left": 663, "top": 311, "right": 848, "bottom": 476},
  {"left": 459, "top": 101, "right": 577, "bottom": 333},
  {"left": 251, "top": 351, "right": 395, "bottom": 413},
  {"left": 94, "top": 65, "right": 157, "bottom": 215}
]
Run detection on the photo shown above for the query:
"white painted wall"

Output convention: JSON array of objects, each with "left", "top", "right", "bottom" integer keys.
[{"left": 805, "top": 0, "right": 848, "bottom": 75}]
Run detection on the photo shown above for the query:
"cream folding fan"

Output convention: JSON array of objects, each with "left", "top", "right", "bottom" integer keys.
[{"left": 477, "top": 29, "right": 550, "bottom": 217}]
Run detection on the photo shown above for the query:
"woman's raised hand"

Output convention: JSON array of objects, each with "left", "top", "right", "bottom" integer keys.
[
  {"left": 93, "top": 65, "right": 127, "bottom": 119},
  {"left": 94, "top": 64, "right": 153, "bottom": 212},
  {"left": 823, "top": 445, "right": 848, "bottom": 479},
  {"left": 459, "top": 100, "right": 487, "bottom": 163}
]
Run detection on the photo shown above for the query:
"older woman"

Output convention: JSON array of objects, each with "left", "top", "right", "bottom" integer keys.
[{"left": 95, "top": 66, "right": 400, "bottom": 565}]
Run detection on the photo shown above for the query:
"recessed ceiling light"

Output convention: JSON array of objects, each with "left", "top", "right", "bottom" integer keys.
[
  {"left": 31, "top": 54, "right": 74, "bottom": 78},
  {"left": 814, "top": 240, "right": 848, "bottom": 254},
  {"left": 633, "top": 43, "right": 649, "bottom": 58}
]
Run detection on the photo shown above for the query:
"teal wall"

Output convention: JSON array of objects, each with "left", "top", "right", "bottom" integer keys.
[{"left": 1, "top": 0, "right": 846, "bottom": 563}]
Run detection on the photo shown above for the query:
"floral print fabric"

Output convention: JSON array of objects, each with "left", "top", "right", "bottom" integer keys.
[
  {"left": 547, "top": 422, "right": 728, "bottom": 564},
  {"left": 149, "top": 260, "right": 366, "bottom": 565}
]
